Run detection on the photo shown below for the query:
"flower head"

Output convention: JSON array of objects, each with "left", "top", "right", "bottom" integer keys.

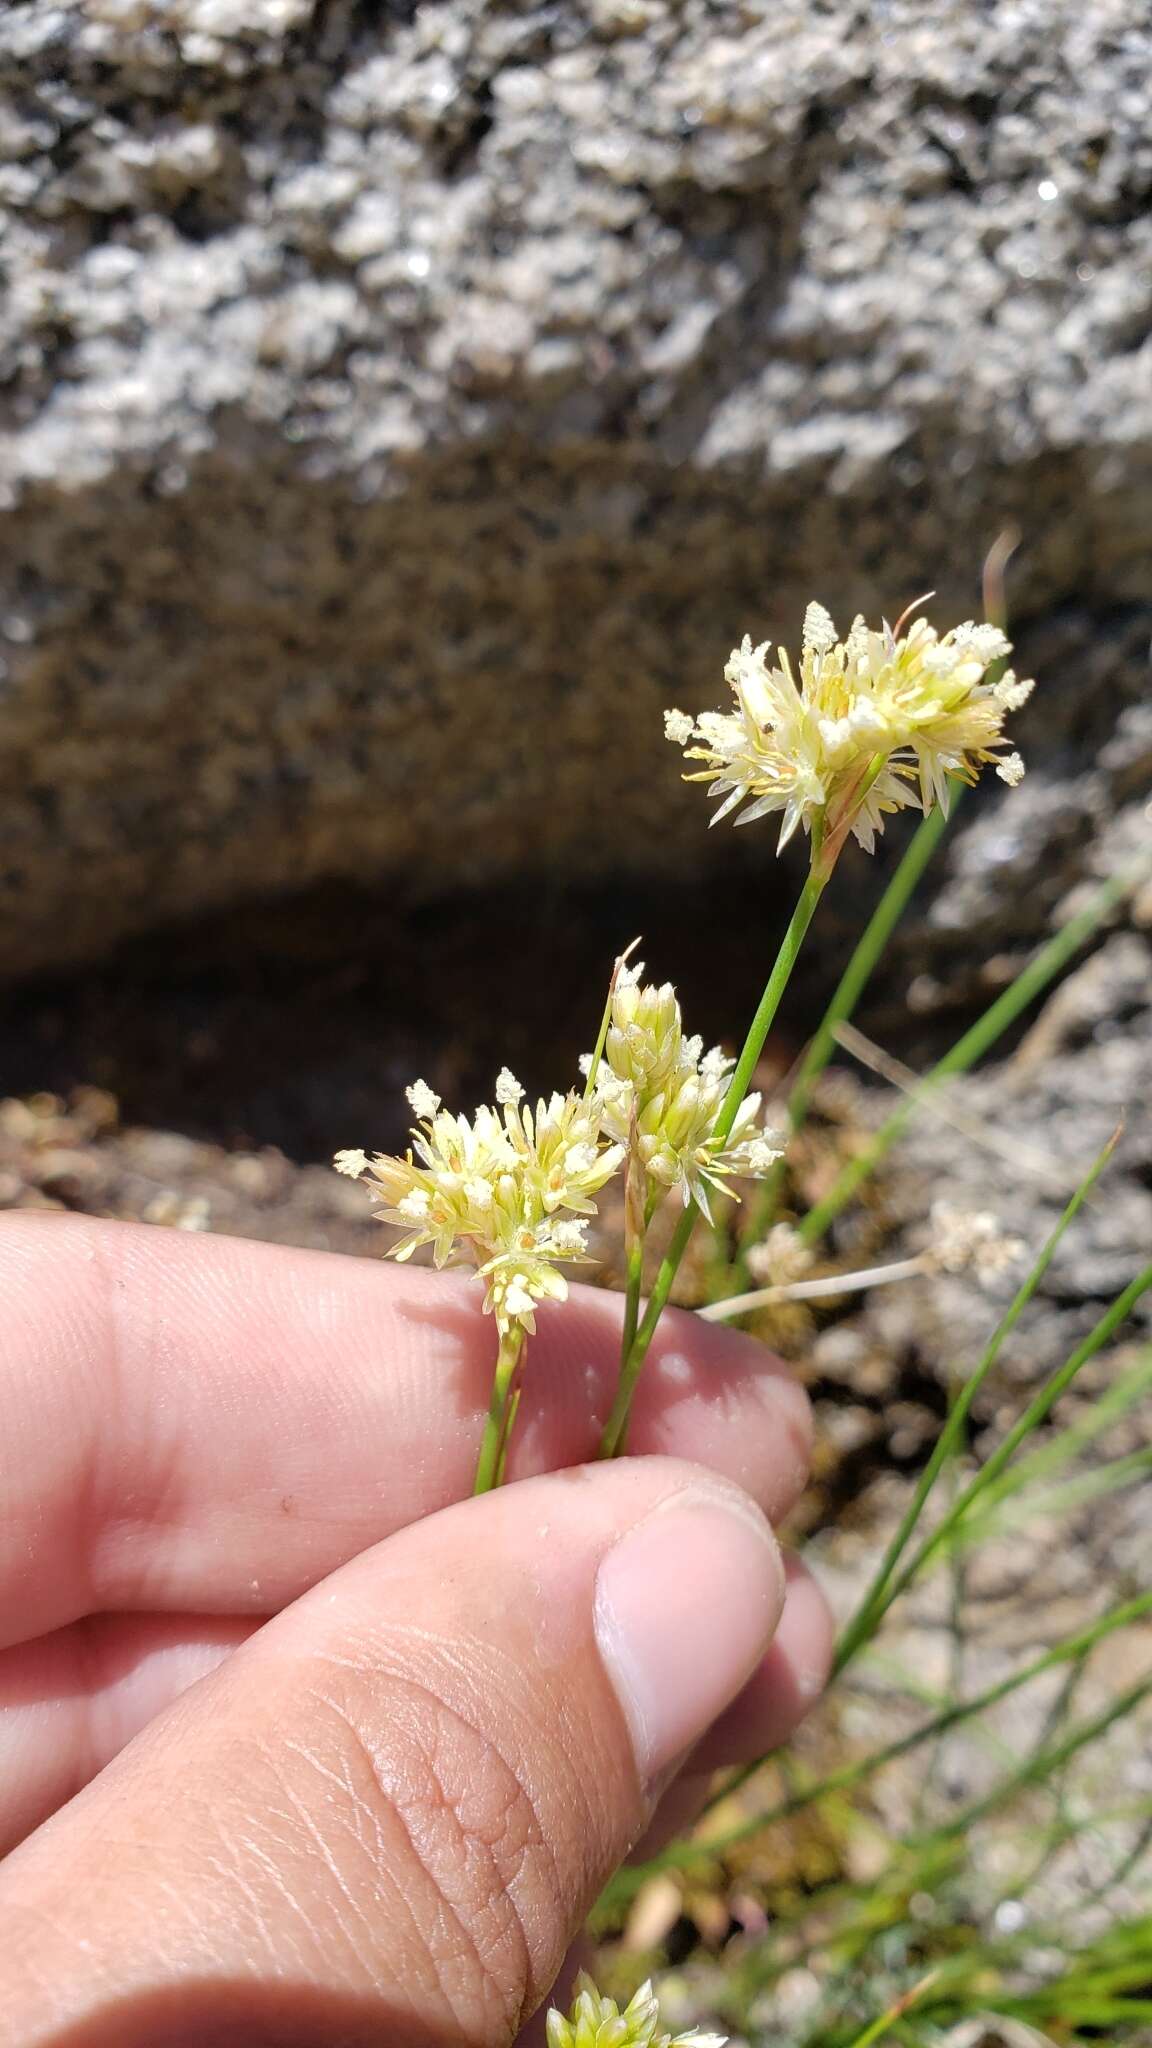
[
  {"left": 926, "top": 1201, "right": 1026, "bottom": 1287},
  {"left": 546, "top": 1975, "right": 725, "bottom": 2048},
  {"left": 586, "top": 962, "right": 780, "bottom": 1221},
  {"left": 746, "top": 1220, "right": 815, "bottom": 1287},
  {"left": 337, "top": 1080, "right": 623, "bottom": 1336},
  {"left": 666, "top": 603, "right": 1033, "bottom": 857}
]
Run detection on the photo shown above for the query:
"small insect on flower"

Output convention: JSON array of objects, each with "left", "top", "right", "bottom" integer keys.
[
  {"left": 546, "top": 1974, "right": 726, "bottom": 2048},
  {"left": 335, "top": 1078, "right": 623, "bottom": 1336},
  {"left": 665, "top": 601, "right": 1034, "bottom": 860}
]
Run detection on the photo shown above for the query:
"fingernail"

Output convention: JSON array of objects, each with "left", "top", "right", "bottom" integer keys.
[{"left": 594, "top": 1484, "right": 783, "bottom": 1789}]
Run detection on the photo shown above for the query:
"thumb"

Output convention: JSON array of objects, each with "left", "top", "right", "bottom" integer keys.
[{"left": 0, "top": 1458, "right": 783, "bottom": 2048}]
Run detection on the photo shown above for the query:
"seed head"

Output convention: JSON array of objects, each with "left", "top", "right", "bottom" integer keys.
[
  {"left": 666, "top": 603, "right": 1033, "bottom": 856},
  {"left": 546, "top": 1975, "right": 726, "bottom": 2048}
]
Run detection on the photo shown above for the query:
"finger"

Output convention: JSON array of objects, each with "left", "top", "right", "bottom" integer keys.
[
  {"left": 0, "top": 1613, "right": 256, "bottom": 1854},
  {"left": 0, "top": 1213, "right": 810, "bottom": 1646},
  {"left": 0, "top": 1458, "right": 784, "bottom": 2047},
  {"left": 0, "top": 1561, "right": 830, "bottom": 1862},
  {"left": 0, "top": 1561, "right": 830, "bottom": 1863},
  {"left": 689, "top": 1553, "right": 834, "bottom": 1772},
  {"left": 628, "top": 1555, "right": 835, "bottom": 1860}
]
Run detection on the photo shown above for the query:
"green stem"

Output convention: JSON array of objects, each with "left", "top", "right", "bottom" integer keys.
[
  {"left": 913, "top": 1671, "right": 1152, "bottom": 1850},
  {"left": 472, "top": 1324, "right": 526, "bottom": 1495},
  {"left": 598, "top": 1202, "right": 697, "bottom": 1459},
  {"left": 875, "top": 1256, "right": 1152, "bottom": 1620},
  {"left": 597, "top": 859, "right": 831, "bottom": 1458},
  {"left": 619, "top": 1235, "right": 645, "bottom": 1367},
  {"left": 492, "top": 1342, "right": 528, "bottom": 1488},
  {"left": 738, "top": 796, "right": 957, "bottom": 1261},
  {"left": 799, "top": 858, "right": 1142, "bottom": 1247},
  {"left": 716, "top": 859, "right": 831, "bottom": 1148},
  {"left": 625, "top": 1590, "right": 1152, "bottom": 1879},
  {"left": 831, "top": 1128, "right": 1120, "bottom": 1675}
]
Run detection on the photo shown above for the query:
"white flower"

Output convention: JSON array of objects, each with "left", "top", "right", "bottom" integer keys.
[
  {"left": 586, "top": 966, "right": 780, "bottom": 1220},
  {"left": 992, "top": 669, "right": 1035, "bottom": 711},
  {"left": 495, "top": 1066, "right": 525, "bottom": 1106},
  {"left": 746, "top": 1221, "right": 814, "bottom": 1286},
  {"left": 547, "top": 1975, "right": 726, "bottom": 2048},
  {"left": 340, "top": 1085, "right": 622, "bottom": 1336},
  {"left": 996, "top": 751, "right": 1025, "bottom": 786},
  {"left": 333, "top": 1148, "right": 368, "bottom": 1178},
  {"left": 802, "top": 599, "right": 838, "bottom": 655},
  {"left": 405, "top": 1079, "right": 441, "bottom": 1120},
  {"left": 927, "top": 1202, "right": 1026, "bottom": 1287},
  {"left": 667, "top": 604, "right": 1034, "bottom": 855}
]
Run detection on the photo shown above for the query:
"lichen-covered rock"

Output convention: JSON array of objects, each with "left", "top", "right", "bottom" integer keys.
[{"left": 0, "top": 0, "right": 1149, "bottom": 973}]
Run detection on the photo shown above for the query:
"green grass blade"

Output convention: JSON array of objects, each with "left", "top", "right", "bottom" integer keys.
[
  {"left": 887, "top": 1257, "right": 1152, "bottom": 1603},
  {"left": 799, "top": 857, "right": 1145, "bottom": 1248},
  {"left": 950, "top": 1343, "right": 1152, "bottom": 1536},
  {"left": 914, "top": 1672, "right": 1152, "bottom": 1849},
  {"left": 832, "top": 1130, "right": 1121, "bottom": 1675},
  {"left": 627, "top": 1592, "right": 1152, "bottom": 1882}
]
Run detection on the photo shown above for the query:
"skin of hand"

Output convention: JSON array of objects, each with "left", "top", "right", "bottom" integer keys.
[{"left": 0, "top": 1213, "right": 833, "bottom": 2047}]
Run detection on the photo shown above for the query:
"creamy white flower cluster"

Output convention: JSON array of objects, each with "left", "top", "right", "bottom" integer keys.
[
  {"left": 583, "top": 962, "right": 781, "bottom": 1221},
  {"left": 926, "top": 1200, "right": 1026, "bottom": 1287},
  {"left": 336, "top": 1070, "right": 623, "bottom": 1336},
  {"left": 666, "top": 603, "right": 1034, "bottom": 854},
  {"left": 546, "top": 1976, "right": 726, "bottom": 2048}
]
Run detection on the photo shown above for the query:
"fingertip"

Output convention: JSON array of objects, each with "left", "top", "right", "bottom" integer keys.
[{"left": 690, "top": 1550, "right": 834, "bottom": 1772}]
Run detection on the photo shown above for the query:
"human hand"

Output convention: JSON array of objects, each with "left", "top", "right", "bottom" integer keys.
[{"left": 0, "top": 1213, "right": 832, "bottom": 2045}]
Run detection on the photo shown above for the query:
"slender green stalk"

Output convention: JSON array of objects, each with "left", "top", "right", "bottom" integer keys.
[
  {"left": 965, "top": 1443, "right": 1152, "bottom": 1536},
  {"left": 598, "top": 860, "right": 830, "bottom": 1457},
  {"left": 799, "top": 859, "right": 1142, "bottom": 1247},
  {"left": 739, "top": 796, "right": 957, "bottom": 1259},
  {"left": 619, "top": 1235, "right": 645, "bottom": 1368},
  {"left": 492, "top": 1340, "right": 528, "bottom": 1489},
  {"left": 841, "top": 1974, "right": 939, "bottom": 2048},
  {"left": 914, "top": 1671, "right": 1152, "bottom": 1849},
  {"left": 597, "top": 1203, "right": 697, "bottom": 1459},
  {"left": 888, "top": 1256, "right": 1152, "bottom": 1600},
  {"left": 716, "top": 860, "right": 832, "bottom": 1144},
  {"left": 625, "top": 1592, "right": 1152, "bottom": 1879},
  {"left": 951, "top": 1343, "right": 1152, "bottom": 1534},
  {"left": 832, "top": 1131, "right": 1120, "bottom": 1674},
  {"left": 472, "top": 1324, "right": 525, "bottom": 1494}
]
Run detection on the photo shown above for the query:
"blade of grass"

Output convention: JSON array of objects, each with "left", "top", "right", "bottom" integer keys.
[
  {"left": 832, "top": 1129, "right": 1121, "bottom": 1675},
  {"left": 913, "top": 1671, "right": 1152, "bottom": 1849},
  {"left": 883, "top": 1256, "right": 1152, "bottom": 1609},
  {"left": 631, "top": 1592, "right": 1152, "bottom": 1880},
  {"left": 798, "top": 857, "right": 1145, "bottom": 1249},
  {"left": 949, "top": 1344, "right": 1152, "bottom": 1535},
  {"left": 960, "top": 1443, "right": 1152, "bottom": 1541},
  {"left": 840, "top": 1970, "right": 941, "bottom": 2048}
]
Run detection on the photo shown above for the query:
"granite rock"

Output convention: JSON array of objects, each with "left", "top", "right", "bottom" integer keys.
[{"left": 1, "top": 0, "right": 1150, "bottom": 973}]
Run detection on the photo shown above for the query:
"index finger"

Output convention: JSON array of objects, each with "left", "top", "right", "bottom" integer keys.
[{"left": 0, "top": 1213, "right": 810, "bottom": 1648}]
